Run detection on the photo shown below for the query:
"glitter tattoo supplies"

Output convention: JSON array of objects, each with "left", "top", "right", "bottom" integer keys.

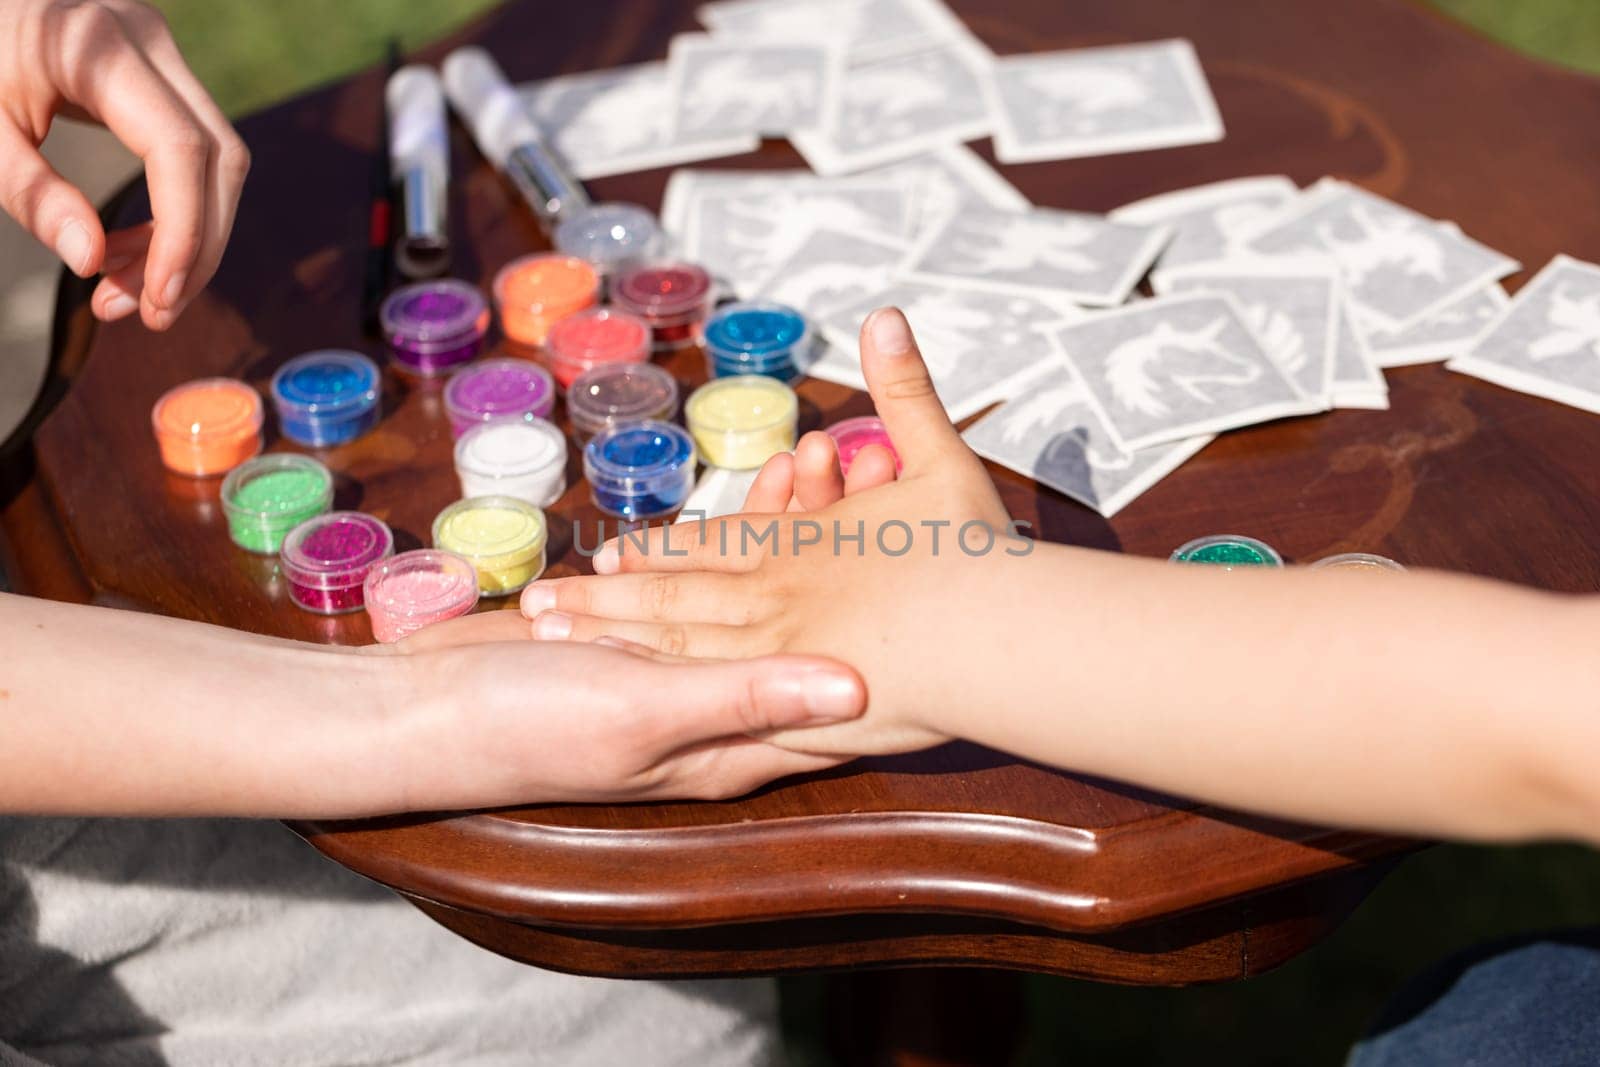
[
  {"left": 610, "top": 261, "right": 714, "bottom": 353},
  {"left": 824, "top": 415, "right": 900, "bottom": 474},
  {"left": 702, "top": 301, "right": 811, "bottom": 381},
  {"left": 543, "top": 307, "right": 652, "bottom": 389},
  {"left": 453, "top": 417, "right": 568, "bottom": 508},
  {"left": 1311, "top": 552, "right": 1405, "bottom": 571},
  {"left": 151, "top": 377, "right": 263, "bottom": 476},
  {"left": 364, "top": 549, "right": 481, "bottom": 642},
  {"left": 685, "top": 376, "right": 798, "bottom": 470},
  {"left": 553, "top": 202, "right": 665, "bottom": 281},
  {"left": 493, "top": 253, "right": 599, "bottom": 353},
  {"left": 379, "top": 279, "right": 491, "bottom": 376},
  {"left": 269, "top": 350, "right": 381, "bottom": 447},
  {"left": 442, "top": 358, "right": 556, "bottom": 436},
  {"left": 220, "top": 453, "right": 334, "bottom": 554},
  {"left": 1170, "top": 535, "right": 1284, "bottom": 568},
  {"left": 432, "top": 495, "right": 549, "bottom": 596},
  {"left": 566, "top": 362, "right": 680, "bottom": 441},
  {"left": 280, "top": 511, "right": 395, "bottom": 614},
  {"left": 584, "top": 420, "right": 697, "bottom": 519}
]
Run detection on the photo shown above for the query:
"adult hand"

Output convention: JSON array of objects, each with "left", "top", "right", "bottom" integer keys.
[{"left": 0, "top": 0, "right": 249, "bottom": 330}]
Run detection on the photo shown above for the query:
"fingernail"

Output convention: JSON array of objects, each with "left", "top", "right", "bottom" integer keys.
[
  {"left": 760, "top": 668, "right": 863, "bottom": 725},
  {"left": 520, "top": 582, "right": 558, "bottom": 618},
  {"left": 592, "top": 543, "right": 620, "bottom": 575},
  {"left": 149, "top": 307, "right": 175, "bottom": 331},
  {"left": 161, "top": 270, "right": 188, "bottom": 309},
  {"left": 532, "top": 611, "right": 572, "bottom": 640},
  {"left": 99, "top": 293, "right": 138, "bottom": 321},
  {"left": 867, "top": 307, "right": 913, "bottom": 357},
  {"left": 55, "top": 220, "right": 92, "bottom": 276}
]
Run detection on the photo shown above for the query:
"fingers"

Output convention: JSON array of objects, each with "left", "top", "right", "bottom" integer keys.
[
  {"left": 529, "top": 610, "right": 754, "bottom": 660},
  {"left": 742, "top": 452, "right": 797, "bottom": 514},
  {"left": 389, "top": 609, "right": 531, "bottom": 651},
  {"left": 638, "top": 654, "right": 865, "bottom": 746},
  {"left": 0, "top": 124, "right": 106, "bottom": 278},
  {"left": 655, "top": 738, "right": 846, "bottom": 801},
  {"left": 590, "top": 519, "right": 770, "bottom": 576},
  {"left": 92, "top": 252, "right": 146, "bottom": 321},
  {"left": 523, "top": 571, "right": 766, "bottom": 627},
  {"left": 858, "top": 307, "right": 965, "bottom": 475},
  {"left": 792, "top": 431, "right": 846, "bottom": 511},
  {"left": 843, "top": 443, "right": 899, "bottom": 496}
]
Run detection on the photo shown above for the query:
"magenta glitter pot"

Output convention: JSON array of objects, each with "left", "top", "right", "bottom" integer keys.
[
  {"left": 824, "top": 415, "right": 900, "bottom": 474},
  {"left": 280, "top": 510, "right": 395, "bottom": 614},
  {"left": 442, "top": 358, "right": 556, "bottom": 436},
  {"left": 378, "top": 279, "right": 491, "bottom": 377}
]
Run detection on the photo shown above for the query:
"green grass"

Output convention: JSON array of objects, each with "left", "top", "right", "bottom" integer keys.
[{"left": 142, "top": 1, "right": 1600, "bottom": 1063}]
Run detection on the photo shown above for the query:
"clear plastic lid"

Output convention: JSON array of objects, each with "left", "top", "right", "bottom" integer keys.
[
  {"left": 545, "top": 307, "right": 651, "bottom": 372},
  {"left": 553, "top": 202, "right": 665, "bottom": 271},
  {"left": 270, "top": 351, "right": 380, "bottom": 420},
  {"left": 281, "top": 510, "right": 396, "bottom": 590},
  {"left": 1170, "top": 534, "right": 1284, "bottom": 568},
  {"left": 583, "top": 420, "right": 697, "bottom": 496},
  {"left": 453, "top": 417, "right": 567, "bottom": 480},
  {"left": 703, "top": 301, "right": 810, "bottom": 363},
  {"left": 1310, "top": 552, "right": 1405, "bottom": 572},
  {"left": 492, "top": 254, "right": 599, "bottom": 316},
  {"left": 432, "top": 495, "right": 548, "bottom": 563},
  {"left": 566, "top": 362, "right": 680, "bottom": 438},
  {"left": 220, "top": 453, "right": 333, "bottom": 523},
  {"left": 686, "top": 376, "right": 798, "bottom": 436},
  {"left": 363, "top": 549, "right": 480, "bottom": 634},
  {"left": 443, "top": 359, "right": 555, "bottom": 427},
  {"left": 611, "top": 261, "right": 714, "bottom": 321},
  {"left": 825, "top": 415, "right": 900, "bottom": 473},
  {"left": 152, "top": 377, "right": 263, "bottom": 443},
  {"left": 379, "top": 279, "right": 491, "bottom": 349}
]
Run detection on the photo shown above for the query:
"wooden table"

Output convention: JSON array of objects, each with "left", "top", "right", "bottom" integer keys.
[{"left": 5, "top": 0, "right": 1600, "bottom": 1001}]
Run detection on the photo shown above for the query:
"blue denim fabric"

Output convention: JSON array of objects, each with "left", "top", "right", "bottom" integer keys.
[{"left": 1350, "top": 929, "right": 1600, "bottom": 1067}]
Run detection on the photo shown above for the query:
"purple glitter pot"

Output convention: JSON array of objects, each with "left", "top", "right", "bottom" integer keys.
[
  {"left": 378, "top": 279, "right": 491, "bottom": 377},
  {"left": 280, "top": 510, "right": 395, "bottom": 614},
  {"left": 442, "top": 358, "right": 556, "bottom": 437}
]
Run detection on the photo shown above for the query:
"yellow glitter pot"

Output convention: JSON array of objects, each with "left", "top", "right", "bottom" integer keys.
[
  {"left": 430, "top": 495, "right": 548, "bottom": 597},
  {"left": 684, "top": 376, "right": 798, "bottom": 471}
]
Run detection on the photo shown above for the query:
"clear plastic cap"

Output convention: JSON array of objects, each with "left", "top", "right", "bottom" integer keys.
[
  {"left": 453, "top": 416, "right": 567, "bottom": 481},
  {"left": 1170, "top": 535, "right": 1284, "bottom": 568},
  {"left": 281, "top": 510, "right": 396, "bottom": 591},
  {"left": 554, "top": 202, "right": 666, "bottom": 272},
  {"left": 270, "top": 351, "right": 380, "bottom": 420},
  {"left": 566, "top": 362, "right": 680, "bottom": 438},
  {"left": 363, "top": 549, "right": 481, "bottom": 643}
]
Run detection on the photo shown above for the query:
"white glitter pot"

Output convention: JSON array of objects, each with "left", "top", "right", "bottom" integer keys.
[{"left": 453, "top": 416, "right": 568, "bottom": 508}]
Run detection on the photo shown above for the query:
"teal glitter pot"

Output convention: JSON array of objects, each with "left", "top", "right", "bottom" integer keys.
[
  {"left": 1170, "top": 535, "right": 1284, "bottom": 568},
  {"left": 583, "top": 419, "right": 697, "bottom": 520},
  {"left": 269, "top": 350, "right": 381, "bottom": 447},
  {"left": 703, "top": 301, "right": 810, "bottom": 382}
]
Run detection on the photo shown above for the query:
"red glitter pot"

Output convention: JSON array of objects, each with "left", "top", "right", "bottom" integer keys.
[
  {"left": 543, "top": 307, "right": 651, "bottom": 389},
  {"left": 610, "top": 261, "right": 715, "bottom": 354},
  {"left": 280, "top": 511, "right": 395, "bottom": 615}
]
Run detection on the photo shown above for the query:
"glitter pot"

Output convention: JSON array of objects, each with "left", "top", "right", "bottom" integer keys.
[
  {"left": 584, "top": 420, "right": 697, "bottom": 520},
  {"left": 442, "top": 358, "right": 555, "bottom": 436},
  {"left": 492, "top": 253, "right": 599, "bottom": 352},
  {"left": 1170, "top": 535, "right": 1284, "bottom": 568},
  {"left": 269, "top": 350, "right": 381, "bottom": 447},
  {"left": 543, "top": 306, "right": 652, "bottom": 390},
  {"left": 379, "top": 279, "right": 491, "bottom": 376},
  {"left": 363, "top": 549, "right": 480, "bottom": 643},
  {"left": 610, "top": 261, "right": 714, "bottom": 353},
  {"left": 825, "top": 415, "right": 900, "bottom": 474},
  {"left": 553, "top": 202, "right": 665, "bottom": 280},
  {"left": 454, "top": 416, "right": 568, "bottom": 507},
  {"left": 432, "top": 495, "right": 548, "bottom": 596},
  {"left": 686, "top": 376, "right": 798, "bottom": 471},
  {"left": 703, "top": 301, "right": 810, "bottom": 382},
  {"left": 566, "top": 362, "right": 680, "bottom": 441},
  {"left": 1311, "top": 552, "right": 1406, "bottom": 572},
  {"left": 219, "top": 453, "right": 334, "bottom": 554},
  {"left": 281, "top": 511, "right": 395, "bottom": 614},
  {"left": 151, "top": 377, "right": 264, "bottom": 477}
]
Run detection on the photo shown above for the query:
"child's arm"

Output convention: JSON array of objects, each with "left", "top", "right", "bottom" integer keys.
[
  {"left": 0, "top": 592, "right": 862, "bottom": 817},
  {"left": 522, "top": 307, "right": 1600, "bottom": 846}
]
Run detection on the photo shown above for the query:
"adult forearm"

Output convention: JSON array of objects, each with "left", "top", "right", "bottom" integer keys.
[
  {"left": 918, "top": 548, "right": 1600, "bottom": 844},
  {"left": 0, "top": 592, "right": 399, "bottom": 817}
]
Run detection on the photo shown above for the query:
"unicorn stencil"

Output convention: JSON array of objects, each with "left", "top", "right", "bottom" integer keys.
[
  {"left": 1237, "top": 302, "right": 1307, "bottom": 377},
  {"left": 1317, "top": 204, "right": 1445, "bottom": 287},
  {"left": 997, "top": 379, "right": 1133, "bottom": 470},
  {"left": 952, "top": 215, "right": 1101, "bottom": 274},
  {"left": 1529, "top": 287, "right": 1600, "bottom": 361},
  {"left": 1104, "top": 318, "right": 1261, "bottom": 417}
]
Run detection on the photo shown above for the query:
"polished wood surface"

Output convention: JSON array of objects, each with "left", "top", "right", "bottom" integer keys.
[{"left": 5, "top": 0, "right": 1600, "bottom": 984}]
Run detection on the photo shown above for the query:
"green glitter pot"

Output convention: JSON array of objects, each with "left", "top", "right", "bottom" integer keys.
[
  {"left": 1170, "top": 534, "right": 1284, "bottom": 569},
  {"left": 220, "top": 454, "right": 335, "bottom": 554}
]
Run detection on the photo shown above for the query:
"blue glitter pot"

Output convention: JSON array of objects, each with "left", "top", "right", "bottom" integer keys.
[
  {"left": 583, "top": 419, "right": 697, "bottom": 520},
  {"left": 703, "top": 301, "right": 811, "bottom": 382},
  {"left": 269, "top": 350, "right": 381, "bottom": 447}
]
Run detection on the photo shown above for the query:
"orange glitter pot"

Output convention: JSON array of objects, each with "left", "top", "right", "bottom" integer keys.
[
  {"left": 492, "top": 253, "right": 599, "bottom": 352},
  {"left": 150, "top": 377, "right": 264, "bottom": 477}
]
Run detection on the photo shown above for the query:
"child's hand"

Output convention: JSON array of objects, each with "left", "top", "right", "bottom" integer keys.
[
  {"left": 519, "top": 307, "right": 1017, "bottom": 758},
  {"left": 738, "top": 424, "right": 901, "bottom": 515}
]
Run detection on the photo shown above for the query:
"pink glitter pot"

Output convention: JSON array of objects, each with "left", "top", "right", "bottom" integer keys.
[
  {"left": 543, "top": 307, "right": 651, "bottom": 389},
  {"left": 280, "top": 511, "right": 395, "bottom": 615},
  {"left": 824, "top": 415, "right": 901, "bottom": 474},
  {"left": 610, "top": 261, "right": 715, "bottom": 353},
  {"left": 379, "top": 279, "right": 491, "bottom": 377},
  {"left": 363, "top": 549, "right": 481, "bottom": 643},
  {"left": 442, "top": 358, "right": 556, "bottom": 436}
]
